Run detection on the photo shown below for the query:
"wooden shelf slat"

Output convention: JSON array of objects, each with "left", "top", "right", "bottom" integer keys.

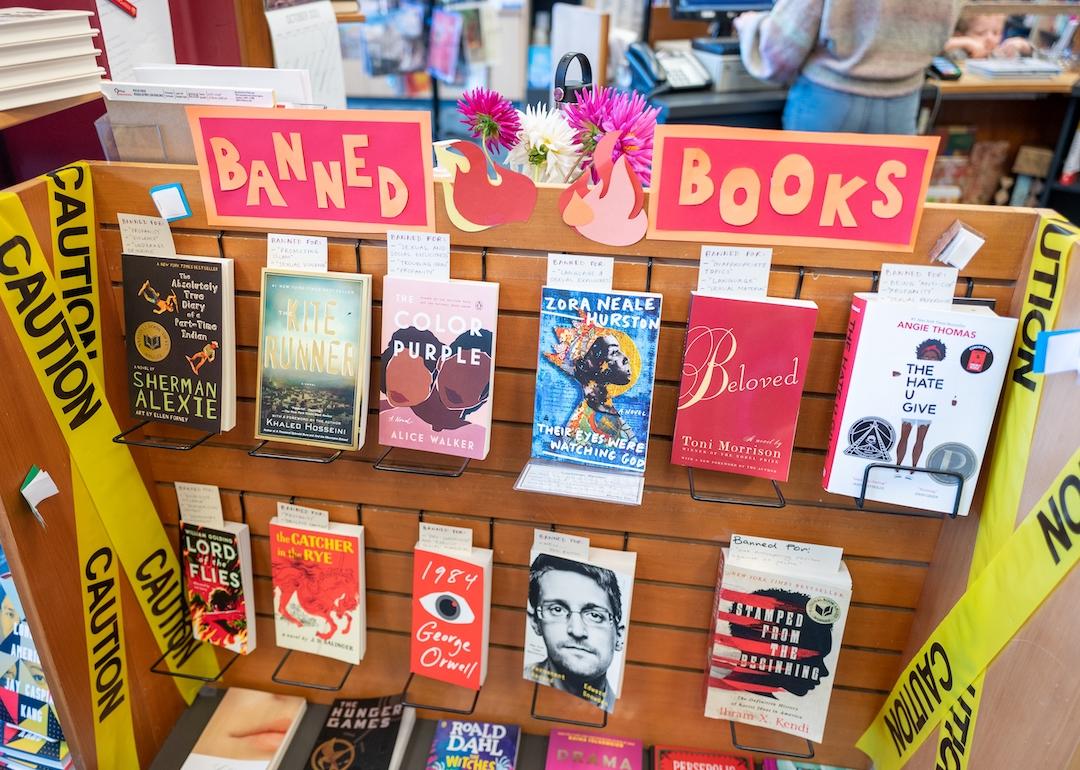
[{"left": 0, "top": 91, "right": 101, "bottom": 131}]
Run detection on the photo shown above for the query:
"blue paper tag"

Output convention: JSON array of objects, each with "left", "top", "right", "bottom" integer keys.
[
  {"left": 1033, "top": 328, "right": 1080, "bottom": 374},
  {"left": 149, "top": 182, "right": 192, "bottom": 222}
]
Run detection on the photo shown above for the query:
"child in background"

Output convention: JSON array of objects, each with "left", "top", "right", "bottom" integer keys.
[{"left": 945, "top": 13, "right": 1033, "bottom": 58}]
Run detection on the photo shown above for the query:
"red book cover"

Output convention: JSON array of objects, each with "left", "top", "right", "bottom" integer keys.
[
  {"left": 410, "top": 546, "right": 491, "bottom": 690},
  {"left": 653, "top": 746, "right": 752, "bottom": 770},
  {"left": 671, "top": 294, "right": 817, "bottom": 481},
  {"left": 181, "top": 521, "right": 256, "bottom": 655}
]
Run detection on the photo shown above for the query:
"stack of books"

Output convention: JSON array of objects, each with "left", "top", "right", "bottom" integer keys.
[
  {"left": 965, "top": 57, "right": 1062, "bottom": 79},
  {"left": 0, "top": 546, "right": 71, "bottom": 770},
  {"left": 0, "top": 8, "right": 103, "bottom": 111}
]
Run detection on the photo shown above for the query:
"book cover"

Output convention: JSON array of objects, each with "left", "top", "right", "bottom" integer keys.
[
  {"left": 255, "top": 269, "right": 372, "bottom": 450},
  {"left": 761, "top": 761, "right": 857, "bottom": 770},
  {"left": 704, "top": 541, "right": 852, "bottom": 743},
  {"left": 671, "top": 294, "right": 817, "bottom": 481},
  {"left": 123, "top": 254, "right": 236, "bottom": 433},
  {"left": 427, "top": 9, "right": 462, "bottom": 83},
  {"left": 380, "top": 276, "right": 499, "bottom": 460},
  {"left": 0, "top": 730, "right": 68, "bottom": 769},
  {"left": 546, "top": 730, "right": 642, "bottom": 770},
  {"left": 425, "top": 720, "right": 520, "bottom": 770},
  {"left": 523, "top": 546, "right": 637, "bottom": 713},
  {"left": 410, "top": 546, "right": 492, "bottom": 689},
  {"left": 180, "top": 688, "right": 306, "bottom": 770},
  {"left": 652, "top": 746, "right": 752, "bottom": 770},
  {"left": 270, "top": 519, "right": 366, "bottom": 665},
  {"left": 823, "top": 294, "right": 1018, "bottom": 515},
  {"left": 531, "top": 287, "right": 662, "bottom": 473},
  {"left": 181, "top": 521, "right": 256, "bottom": 655},
  {"left": 306, "top": 695, "right": 415, "bottom": 770}
]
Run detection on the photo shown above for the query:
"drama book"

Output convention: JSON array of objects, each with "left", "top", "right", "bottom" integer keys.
[
  {"left": 270, "top": 518, "right": 366, "bottom": 664},
  {"left": 671, "top": 293, "right": 817, "bottom": 481},
  {"left": 306, "top": 695, "right": 416, "bottom": 770},
  {"left": 255, "top": 269, "right": 372, "bottom": 450},
  {"left": 410, "top": 544, "right": 493, "bottom": 689},
  {"left": 181, "top": 521, "right": 256, "bottom": 655},
  {"left": 531, "top": 287, "right": 662, "bottom": 473},
  {"left": 652, "top": 746, "right": 752, "bottom": 770},
  {"left": 122, "top": 253, "right": 236, "bottom": 432},
  {"left": 523, "top": 541, "right": 637, "bottom": 713},
  {"left": 380, "top": 276, "right": 499, "bottom": 460},
  {"left": 425, "top": 720, "right": 520, "bottom": 770},
  {"left": 180, "top": 687, "right": 306, "bottom": 770},
  {"left": 546, "top": 730, "right": 642, "bottom": 770},
  {"left": 823, "top": 293, "right": 1017, "bottom": 515},
  {"left": 704, "top": 535, "right": 851, "bottom": 743}
]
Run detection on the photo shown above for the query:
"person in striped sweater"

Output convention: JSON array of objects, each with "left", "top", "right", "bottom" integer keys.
[{"left": 735, "top": 0, "right": 963, "bottom": 134}]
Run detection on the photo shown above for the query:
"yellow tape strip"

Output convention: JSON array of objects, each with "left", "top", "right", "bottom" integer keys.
[
  {"left": 44, "top": 164, "right": 140, "bottom": 770},
  {"left": 0, "top": 191, "right": 219, "bottom": 711},
  {"left": 857, "top": 447, "right": 1080, "bottom": 769},
  {"left": 934, "top": 215, "right": 1079, "bottom": 770}
]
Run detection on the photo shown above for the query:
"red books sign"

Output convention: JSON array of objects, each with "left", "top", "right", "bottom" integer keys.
[
  {"left": 647, "top": 126, "right": 938, "bottom": 251},
  {"left": 187, "top": 106, "right": 435, "bottom": 233},
  {"left": 672, "top": 294, "right": 817, "bottom": 482}
]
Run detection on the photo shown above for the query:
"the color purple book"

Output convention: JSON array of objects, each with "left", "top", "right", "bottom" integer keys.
[
  {"left": 379, "top": 276, "right": 498, "bottom": 460},
  {"left": 544, "top": 729, "right": 643, "bottom": 770},
  {"left": 426, "top": 720, "right": 520, "bottom": 770}
]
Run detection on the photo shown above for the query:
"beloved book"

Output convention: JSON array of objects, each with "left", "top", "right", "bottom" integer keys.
[
  {"left": 672, "top": 293, "right": 817, "bottom": 481},
  {"left": 704, "top": 535, "right": 852, "bottom": 744},
  {"left": 180, "top": 687, "right": 306, "bottom": 770},
  {"left": 823, "top": 293, "right": 1018, "bottom": 515},
  {"left": 410, "top": 544, "right": 493, "bottom": 689},
  {"left": 181, "top": 521, "right": 256, "bottom": 655},
  {"left": 653, "top": 746, "right": 752, "bottom": 770},
  {"left": 547, "top": 730, "right": 642, "bottom": 770},
  {"left": 255, "top": 269, "right": 372, "bottom": 450},
  {"left": 306, "top": 695, "right": 416, "bottom": 770},
  {"left": 531, "top": 287, "right": 663, "bottom": 473},
  {"left": 380, "top": 276, "right": 499, "bottom": 460},
  {"left": 425, "top": 720, "right": 520, "bottom": 770},
  {"left": 523, "top": 543, "right": 637, "bottom": 713},
  {"left": 269, "top": 518, "right": 366, "bottom": 664},
  {"left": 122, "top": 253, "right": 236, "bottom": 433}
]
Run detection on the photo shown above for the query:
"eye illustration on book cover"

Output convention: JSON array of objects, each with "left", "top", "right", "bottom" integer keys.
[
  {"left": 523, "top": 553, "right": 631, "bottom": 713},
  {"left": 380, "top": 276, "right": 499, "bottom": 460},
  {"left": 183, "top": 525, "right": 250, "bottom": 654},
  {"left": 410, "top": 548, "right": 487, "bottom": 689},
  {"left": 531, "top": 288, "right": 662, "bottom": 473}
]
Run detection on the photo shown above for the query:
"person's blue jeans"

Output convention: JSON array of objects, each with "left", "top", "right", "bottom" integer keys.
[{"left": 782, "top": 76, "right": 920, "bottom": 134}]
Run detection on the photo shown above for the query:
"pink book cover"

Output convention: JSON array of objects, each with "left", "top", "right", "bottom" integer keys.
[
  {"left": 671, "top": 294, "right": 817, "bottom": 482},
  {"left": 544, "top": 730, "right": 642, "bottom": 770},
  {"left": 380, "top": 276, "right": 498, "bottom": 459}
]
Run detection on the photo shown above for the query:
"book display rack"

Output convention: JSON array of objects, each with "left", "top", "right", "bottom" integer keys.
[{"left": 0, "top": 157, "right": 1073, "bottom": 770}]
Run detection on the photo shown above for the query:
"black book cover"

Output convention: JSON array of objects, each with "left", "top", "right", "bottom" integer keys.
[
  {"left": 122, "top": 254, "right": 225, "bottom": 432},
  {"left": 307, "top": 695, "right": 406, "bottom": 770}
]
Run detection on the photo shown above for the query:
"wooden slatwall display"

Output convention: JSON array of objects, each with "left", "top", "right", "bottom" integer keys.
[{"left": 0, "top": 161, "right": 1041, "bottom": 769}]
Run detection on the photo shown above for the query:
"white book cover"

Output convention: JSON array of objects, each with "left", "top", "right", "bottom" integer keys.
[
  {"left": 704, "top": 535, "right": 852, "bottom": 744},
  {"left": 0, "top": 68, "right": 103, "bottom": 111},
  {"left": 0, "top": 9, "right": 93, "bottom": 46},
  {"left": 269, "top": 518, "right": 367, "bottom": 664},
  {"left": 0, "top": 31, "right": 99, "bottom": 68},
  {"left": 523, "top": 538, "right": 637, "bottom": 713},
  {"left": 0, "top": 51, "right": 100, "bottom": 90},
  {"left": 823, "top": 293, "right": 1017, "bottom": 515},
  {"left": 180, "top": 687, "right": 306, "bottom": 770}
]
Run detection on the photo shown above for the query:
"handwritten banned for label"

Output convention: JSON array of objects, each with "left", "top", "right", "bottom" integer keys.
[
  {"left": 187, "top": 106, "right": 435, "bottom": 233},
  {"left": 266, "top": 233, "right": 328, "bottom": 272},
  {"left": 878, "top": 263, "right": 958, "bottom": 307},
  {"left": 387, "top": 230, "right": 451, "bottom": 281},
  {"left": 648, "top": 126, "right": 938, "bottom": 251},
  {"left": 697, "top": 246, "right": 771, "bottom": 297}
]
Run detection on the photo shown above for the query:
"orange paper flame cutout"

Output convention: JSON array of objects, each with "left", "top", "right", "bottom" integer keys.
[
  {"left": 434, "top": 140, "right": 538, "bottom": 232},
  {"left": 558, "top": 131, "right": 648, "bottom": 247}
]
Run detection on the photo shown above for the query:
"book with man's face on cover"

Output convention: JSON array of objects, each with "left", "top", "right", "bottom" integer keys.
[{"left": 523, "top": 535, "right": 637, "bottom": 714}]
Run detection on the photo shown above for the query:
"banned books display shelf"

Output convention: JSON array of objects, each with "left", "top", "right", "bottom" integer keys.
[{"left": 0, "top": 158, "right": 1068, "bottom": 770}]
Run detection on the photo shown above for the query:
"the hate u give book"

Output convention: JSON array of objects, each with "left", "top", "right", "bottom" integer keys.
[
  {"left": 380, "top": 275, "right": 499, "bottom": 460},
  {"left": 823, "top": 294, "right": 1017, "bottom": 515},
  {"left": 672, "top": 293, "right": 817, "bottom": 481}
]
